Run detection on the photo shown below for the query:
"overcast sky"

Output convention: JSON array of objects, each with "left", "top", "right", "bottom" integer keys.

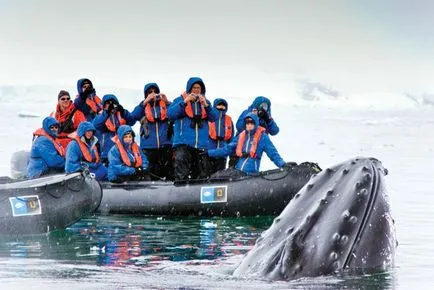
[{"left": 1, "top": 0, "right": 434, "bottom": 94}]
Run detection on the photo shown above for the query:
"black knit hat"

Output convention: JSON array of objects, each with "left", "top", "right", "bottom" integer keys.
[{"left": 58, "top": 90, "right": 70, "bottom": 100}]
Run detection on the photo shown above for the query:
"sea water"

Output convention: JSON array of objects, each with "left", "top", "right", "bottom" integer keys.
[{"left": 0, "top": 102, "right": 433, "bottom": 289}]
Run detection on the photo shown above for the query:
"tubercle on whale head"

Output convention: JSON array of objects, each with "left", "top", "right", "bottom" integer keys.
[{"left": 233, "top": 157, "right": 396, "bottom": 281}]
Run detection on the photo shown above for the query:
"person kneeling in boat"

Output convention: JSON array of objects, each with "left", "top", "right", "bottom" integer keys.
[
  {"left": 65, "top": 121, "right": 107, "bottom": 180},
  {"left": 27, "top": 117, "right": 66, "bottom": 179},
  {"left": 107, "top": 125, "right": 150, "bottom": 183},
  {"left": 208, "top": 113, "right": 285, "bottom": 177}
]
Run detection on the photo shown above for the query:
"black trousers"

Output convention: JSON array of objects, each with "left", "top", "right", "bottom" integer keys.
[
  {"left": 209, "top": 157, "right": 227, "bottom": 176},
  {"left": 142, "top": 145, "right": 173, "bottom": 180},
  {"left": 228, "top": 154, "right": 239, "bottom": 168},
  {"left": 173, "top": 145, "right": 211, "bottom": 181}
]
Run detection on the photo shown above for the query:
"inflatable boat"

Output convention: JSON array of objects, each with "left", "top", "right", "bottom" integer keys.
[
  {"left": 98, "top": 162, "right": 321, "bottom": 217},
  {"left": 0, "top": 172, "right": 102, "bottom": 235},
  {"left": 10, "top": 150, "right": 320, "bottom": 217}
]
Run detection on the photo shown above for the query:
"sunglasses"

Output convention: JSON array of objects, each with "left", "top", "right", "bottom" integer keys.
[
  {"left": 49, "top": 125, "right": 59, "bottom": 130},
  {"left": 245, "top": 120, "right": 255, "bottom": 125},
  {"left": 60, "top": 97, "right": 70, "bottom": 101}
]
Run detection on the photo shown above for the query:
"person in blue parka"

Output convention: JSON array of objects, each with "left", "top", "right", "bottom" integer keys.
[
  {"left": 65, "top": 121, "right": 107, "bottom": 180},
  {"left": 130, "top": 83, "right": 173, "bottom": 180},
  {"left": 107, "top": 125, "right": 149, "bottom": 182},
  {"left": 235, "top": 96, "right": 279, "bottom": 135},
  {"left": 208, "top": 113, "right": 285, "bottom": 176},
  {"left": 230, "top": 96, "right": 280, "bottom": 168},
  {"left": 167, "top": 77, "right": 220, "bottom": 180},
  {"left": 93, "top": 94, "right": 135, "bottom": 166},
  {"left": 27, "top": 117, "right": 65, "bottom": 179},
  {"left": 73, "top": 78, "right": 103, "bottom": 122},
  {"left": 207, "top": 98, "right": 234, "bottom": 175}
]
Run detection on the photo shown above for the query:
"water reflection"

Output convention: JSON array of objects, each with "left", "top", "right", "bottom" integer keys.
[
  {"left": 65, "top": 215, "right": 272, "bottom": 267},
  {"left": 8, "top": 241, "right": 42, "bottom": 258},
  {"left": 0, "top": 215, "right": 396, "bottom": 289}
]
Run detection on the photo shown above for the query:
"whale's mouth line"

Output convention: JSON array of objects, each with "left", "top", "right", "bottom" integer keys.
[{"left": 343, "top": 163, "right": 380, "bottom": 268}]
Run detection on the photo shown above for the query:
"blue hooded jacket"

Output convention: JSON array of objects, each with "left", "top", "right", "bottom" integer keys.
[
  {"left": 65, "top": 121, "right": 107, "bottom": 180},
  {"left": 167, "top": 77, "right": 219, "bottom": 149},
  {"left": 93, "top": 94, "right": 135, "bottom": 159},
  {"left": 27, "top": 117, "right": 65, "bottom": 178},
  {"left": 236, "top": 96, "right": 279, "bottom": 135},
  {"left": 73, "top": 78, "right": 102, "bottom": 121},
  {"left": 107, "top": 125, "right": 149, "bottom": 182},
  {"left": 207, "top": 98, "right": 234, "bottom": 150},
  {"left": 208, "top": 113, "right": 285, "bottom": 174},
  {"left": 130, "top": 83, "right": 172, "bottom": 149}
]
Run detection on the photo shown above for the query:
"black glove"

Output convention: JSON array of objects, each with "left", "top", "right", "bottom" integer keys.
[
  {"left": 135, "top": 167, "right": 143, "bottom": 176},
  {"left": 117, "top": 104, "right": 125, "bottom": 115},
  {"left": 198, "top": 149, "right": 208, "bottom": 156},
  {"left": 79, "top": 91, "right": 88, "bottom": 101},
  {"left": 85, "top": 87, "right": 95, "bottom": 95},
  {"left": 105, "top": 103, "right": 115, "bottom": 113},
  {"left": 79, "top": 87, "right": 95, "bottom": 100},
  {"left": 261, "top": 110, "right": 270, "bottom": 123}
]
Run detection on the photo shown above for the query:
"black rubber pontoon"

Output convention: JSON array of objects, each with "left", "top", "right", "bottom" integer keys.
[
  {"left": 98, "top": 162, "right": 320, "bottom": 217},
  {"left": 0, "top": 172, "right": 102, "bottom": 235}
]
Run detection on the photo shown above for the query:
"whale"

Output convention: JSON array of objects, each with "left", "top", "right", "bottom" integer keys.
[{"left": 234, "top": 157, "right": 397, "bottom": 280}]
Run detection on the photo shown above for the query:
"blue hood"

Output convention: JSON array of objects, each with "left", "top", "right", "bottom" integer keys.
[
  {"left": 213, "top": 98, "right": 228, "bottom": 113},
  {"left": 77, "top": 121, "right": 96, "bottom": 137},
  {"left": 102, "top": 94, "right": 119, "bottom": 105},
  {"left": 144, "top": 83, "right": 160, "bottom": 96},
  {"left": 186, "top": 77, "right": 206, "bottom": 94},
  {"left": 251, "top": 96, "right": 271, "bottom": 113},
  {"left": 42, "top": 116, "right": 60, "bottom": 138},
  {"left": 244, "top": 112, "right": 259, "bottom": 129},
  {"left": 77, "top": 78, "right": 93, "bottom": 94},
  {"left": 117, "top": 125, "right": 135, "bottom": 140}
]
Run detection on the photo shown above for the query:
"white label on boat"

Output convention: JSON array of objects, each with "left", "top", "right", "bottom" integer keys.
[
  {"left": 200, "top": 185, "right": 228, "bottom": 203},
  {"left": 9, "top": 195, "right": 42, "bottom": 217}
]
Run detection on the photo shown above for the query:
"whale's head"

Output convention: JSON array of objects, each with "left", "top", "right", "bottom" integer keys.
[{"left": 234, "top": 157, "right": 397, "bottom": 280}]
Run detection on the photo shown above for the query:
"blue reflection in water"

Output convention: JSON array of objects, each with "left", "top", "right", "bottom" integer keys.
[
  {"left": 8, "top": 241, "right": 42, "bottom": 258},
  {"left": 62, "top": 215, "right": 272, "bottom": 267}
]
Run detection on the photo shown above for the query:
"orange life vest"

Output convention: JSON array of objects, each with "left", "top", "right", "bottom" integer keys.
[
  {"left": 105, "top": 111, "right": 127, "bottom": 132},
  {"left": 33, "top": 128, "right": 65, "bottom": 157},
  {"left": 112, "top": 136, "right": 142, "bottom": 168},
  {"left": 71, "top": 134, "right": 100, "bottom": 163},
  {"left": 181, "top": 92, "right": 207, "bottom": 119},
  {"left": 236, "top": 126, "right": 266, "bottom": 158},
  {"left": 209, "top": 115, "right": 233, "bottom": 141},
  {"left": 145, "top": 99, "right": 168, "bottom": 122},
  {"left": 86, "top": 95, "right": 103, "bottom": 114}
]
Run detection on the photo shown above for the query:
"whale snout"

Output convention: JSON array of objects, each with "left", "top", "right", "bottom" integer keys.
[{"left": 234, "top": 157, "right": 397, "bottom": 280}]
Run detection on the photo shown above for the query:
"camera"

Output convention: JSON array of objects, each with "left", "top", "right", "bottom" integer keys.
[
  {"left": 257, "top": 109, "right": 266, "bottom": 117},
  {"left": 84, "top": 86, "right": 94, "bottom": 95},
  {"left": 154, "top": 94, "right": 161, "bottom": 100}
]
